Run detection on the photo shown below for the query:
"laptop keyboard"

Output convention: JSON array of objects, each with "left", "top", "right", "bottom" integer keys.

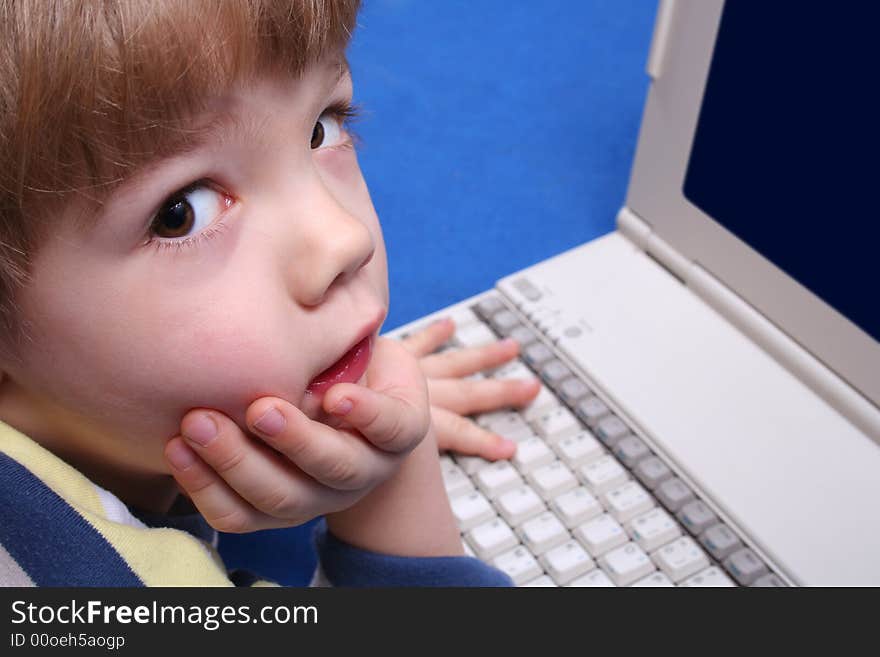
[{"left": 403, "top": 293, "right": 787, "bottom": 587}]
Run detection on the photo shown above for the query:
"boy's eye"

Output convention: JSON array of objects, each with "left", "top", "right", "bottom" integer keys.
[
  {"left": 311, "top": 112, "right": 346, "bottom": 150},
  {"left": 150, "top": 184, "right": 230, "bottom": 239}
]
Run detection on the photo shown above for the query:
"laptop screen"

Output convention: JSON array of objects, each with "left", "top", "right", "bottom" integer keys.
[{"left": 683, "top": 3, "right": 879, "bottom": 343}]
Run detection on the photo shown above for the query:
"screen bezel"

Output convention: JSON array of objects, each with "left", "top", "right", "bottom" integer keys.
[{"left": 625, "top": 0, "right": 880, "bottom": 408}]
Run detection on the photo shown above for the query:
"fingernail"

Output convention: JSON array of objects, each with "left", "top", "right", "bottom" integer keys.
[
  {"left": 166, "top": 441, "right": 196, "bottom": 470},
  {"left": 434, "top": 317, "right": 453, "bottom": 328},
  {"left": 253, "top": 406, "right": 286, "bottom": 436},
  {"left": 182, "top": 413, "right": 218, "bottom": 447},
  {"left": 331, "top": 397, "right": 354, "bottom": 416},
  {"left": 500, "top": 337, "right": 519, "bottom": 348}
]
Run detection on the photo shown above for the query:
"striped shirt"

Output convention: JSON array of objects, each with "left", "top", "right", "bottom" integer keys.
[{"left": 0, "top": 421, "right": 512, "bottom": 587}]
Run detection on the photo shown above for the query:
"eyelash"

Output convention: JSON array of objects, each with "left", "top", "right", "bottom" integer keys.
[{"left": 147, "top": 100, "right": 362, "bottom": 253}]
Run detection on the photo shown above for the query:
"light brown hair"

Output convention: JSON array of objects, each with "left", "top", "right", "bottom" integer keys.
[{"left": 0, "top": 0, "right": 360, "bottom": 354}]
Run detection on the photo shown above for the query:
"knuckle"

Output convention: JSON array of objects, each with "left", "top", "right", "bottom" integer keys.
[
  {"left": 212, "top": 447, "right": 247, "bottom": 475},
  {"left": 208, "top": 508, "right": 250, "bottom": 534},
  {"left": 322, "top": 456, "right": 361, "bottom": 489},
  {"left": 254, "top": 488, "right": 300, "bottom": 518}
]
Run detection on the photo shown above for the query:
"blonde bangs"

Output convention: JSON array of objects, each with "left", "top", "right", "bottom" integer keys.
[{"left": 0, "top": 0, "right": 360, "bottom": 347}]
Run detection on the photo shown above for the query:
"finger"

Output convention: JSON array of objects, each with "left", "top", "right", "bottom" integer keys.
[
  {"left": 164, "top": 437, "right": 296, "bottom": 532},
  {"left": 399, "top": 317, "right": 456, "bottom": 357},
  {"left": 176, "top": 409, "right": 356, "bottom": 521},
  {"left": 323, "top": 337, "right": 431, "bottom": 453},
  {"left": 428, "top": 376, "right": 541, "bottom": 415},
  {"left": 431, "top": 406, "right": 517, "bottom": 460},
  {"left": 247, "top": 397, "right": 399, "bottom": 491},
  {"left": 419, "top": 337, "right": 519, "bottom": 378}
]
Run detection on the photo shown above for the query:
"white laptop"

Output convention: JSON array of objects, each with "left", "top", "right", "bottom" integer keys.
[{"left": 387, "top": 0, "right": 880, "bottom": 586}]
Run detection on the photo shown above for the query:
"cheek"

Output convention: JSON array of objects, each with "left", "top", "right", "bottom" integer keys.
[{"left": 22, "top": 267, "right": 311, "bottom": 438}]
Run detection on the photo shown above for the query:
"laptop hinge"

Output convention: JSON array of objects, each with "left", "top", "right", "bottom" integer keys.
[
  {"left": 617, "top": 206, "right": 691, "bottom": 283},
  {"left": 646, "top": 0, "right": 678, "bottom": 79},
  {"left": 617, "top": 207, "right": 880, "bottom": 443}
]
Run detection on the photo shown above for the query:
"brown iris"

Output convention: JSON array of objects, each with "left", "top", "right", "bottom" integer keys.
[
  {"left": 311, "top": 120, "right": 325, "bottom": 149},
  {"left": 152, "top": 197, "right": 194, "bottom": 238}
]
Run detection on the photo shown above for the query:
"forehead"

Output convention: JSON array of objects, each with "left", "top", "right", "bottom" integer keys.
[
  {"left": 67, "top": 56, "right": 352, "bottom": 223},
  {"left": 164, "top": 57, "right": 351, "bottom": 155}
]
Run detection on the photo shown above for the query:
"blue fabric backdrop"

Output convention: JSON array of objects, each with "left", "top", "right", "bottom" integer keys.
[{"left": 218, "top": 0, "right": 658, "bottom": 586}]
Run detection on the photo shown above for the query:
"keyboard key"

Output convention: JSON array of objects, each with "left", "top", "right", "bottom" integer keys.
[
  {"left": 490, "top": 360, "right": 534, "bottom": 382},
  {"left": 496, "top": 485, "right": 546, "bottom": 526},
  {"left": 655, "top": 477, "right": 695, "bottom": 512},
  {"left": 454, "top": 322, "right": 498, "bottom": 348},
  {"left": 522, "top": 342, "right": 555, "bottom": 368},
  {"left": 481, "top": 411, "right": 534, "bottom": 442},
  {"left": 551, "top": 487, "right": 603, "bottom": 528},
  {"left": 441, "top": 461, "right": 474, "bottom": 498},
  {"left": 751, "top": 573, "right": 787, "bottom": 587},
  {"left": 677, "top": 500, "right": 719, "bottom": 535},
  {"left": 578, "top": 455, "right": 628, "bottom": 494},
  {"left": 530, "top": 406, "right": 581, "bottom": 443},
  {"left": 724, "top": 548, "right": 769, "bottom": 586},
  {"left": 652, "top": 536, "right": 710, "bottom": 583},
  {"left": 613, "top": 435, "right": 652, "bottom": 468},
  {"left": 527, "top": 461, "right": 578, "bottom": 498},
  {"left": 680, "top": 566, "right": 736, "bottom": 587},
  {"left": 512, "top": 276, "right": 543, "bottom": 302},
  {"left": 633, "top": 456, "right": 673, "bottom": 490},
  {"left": 599, "top": 542, "right": 655, "bottom": 586},
  {"left": 450, "top": 491, "right": 496, "bottom": 531},
  {"left": 508, "top": 325, "right": 539, "bottom": 348},
  {"left": 520, "top": 384, "right": 560, "bottom": 422},
  {"left": 521, "top": 575, "right": 557, "bottom": 587},
  {"left": 567, "top": 569, "right": 616, "bottom": 587},
  {"left": 475, "top": 461, "right": 523, "bottom": 499},
  {"left": 512, "top": 437, "right": 556, "bottom": 473},
  {"left": 462, "top": 540, "right": 475, "bottom": 558},
  {"left": 489, "top": 309, "right": 521, "bottom": 336},
  {"left": 699, "top": 524, "right": 742, "bottom": 561},
  {"left": 555, "top": 431, "right": 605, "bottom": 468},
  {"left": 518, "top": 511, "right": 570, "bottom": 555},
  {"left": 540, "top": 540, "right": 595, "bottom": 585},
  {"left": 631, "top": 571, "right": 675, "bottom": 587},
  {"left": 627, "top": 507, "right": 682, "bottom": 552},
  {"left": 574, "top": 396, "right": 611, "bottom": 429},
  {"left": 603, "top": 480, "right": 654, "bottom": 524},
  {"left": 465, "top": 517, "right": 519, "bottom": 560},
  {"left": 493, "top": 546, "right": 543, "bottom": 585},
  {"left": 574, "top": 513, "right": 628, "bottom": 557},
  {"left": 539, "top": 359, "right": 572, "bottom": 389},
  {"left": 558, "top": 377, "right": 591, "bottom": 405},
  {"left": 475, "top": 409, "right": 517, "bottom": 428},
  {"left": 595, "top": 415, "right": 631, "bottom": 447},
  {"left": 453, "top": 454, "right": 492, "bottom": 476},
  {"left": 473, "top": 297, "right": 505, "bottom": 321}
]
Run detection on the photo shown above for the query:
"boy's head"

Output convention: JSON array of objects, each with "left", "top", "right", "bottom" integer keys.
[{"left": 0, "top": 0, "right": 390, "bottom": 503}]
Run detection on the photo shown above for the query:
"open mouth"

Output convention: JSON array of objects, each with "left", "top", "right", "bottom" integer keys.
[{"left": 305, "top": 335, "right": 373, "bottom": 396}]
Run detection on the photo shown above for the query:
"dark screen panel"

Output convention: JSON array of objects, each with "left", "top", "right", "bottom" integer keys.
[{"left": 684, "top": 2, "right": 879, "bottom": 343}]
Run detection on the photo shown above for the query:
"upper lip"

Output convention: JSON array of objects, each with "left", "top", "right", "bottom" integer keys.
[{"left": 309, "top": 306, "right": 386, "bottom": 382}]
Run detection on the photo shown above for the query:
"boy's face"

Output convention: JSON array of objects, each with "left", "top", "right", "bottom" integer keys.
[{"left": 1, "top": 57, "right": 390, "bottom": 486}]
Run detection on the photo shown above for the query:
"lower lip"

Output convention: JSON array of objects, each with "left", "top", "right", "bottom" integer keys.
[{"left": 306, "top": 335, "right": 373, "bottom": 395}]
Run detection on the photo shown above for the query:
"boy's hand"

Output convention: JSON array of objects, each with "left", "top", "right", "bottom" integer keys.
[
  {"left": 163, "top": 337, "right": 430, "bottom": 533},
  {"left": 400, "top": 318, "right": 541, "bottom": 460}
]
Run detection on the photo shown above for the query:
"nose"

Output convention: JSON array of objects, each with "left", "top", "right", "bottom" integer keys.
[{"left": 288, "top": 182, "right": 376, "bottom": 307}]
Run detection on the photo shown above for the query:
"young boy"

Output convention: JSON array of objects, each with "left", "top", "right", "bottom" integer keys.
[{"left": 0, "top": 0, "right": 539, "bottom": 586}]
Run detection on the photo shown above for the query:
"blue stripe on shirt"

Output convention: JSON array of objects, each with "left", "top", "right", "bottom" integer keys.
[{"left": 0, "top": 453, "right": 143, "bottom": 587}]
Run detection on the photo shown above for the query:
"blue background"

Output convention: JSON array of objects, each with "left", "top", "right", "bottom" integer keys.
[{"left": 218, "top": 0, "right": 658, "bottom": 585}]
